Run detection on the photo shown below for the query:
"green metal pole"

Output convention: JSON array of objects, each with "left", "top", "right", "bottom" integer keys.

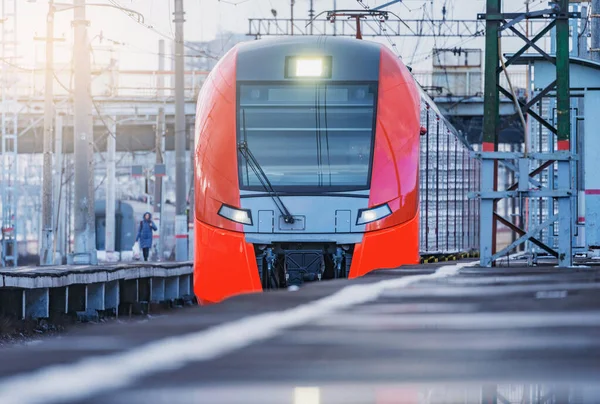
[
  {"left": 480, "top": 0, "right": 501, "bottom": 266},
  {"left": 556, "top": 0, "right": 571, "bottom": 150},
  {"left": 482, "top": 0, "right": 501, "bottom": 152},
  {"left": 556, "top": 0, "right": 573, "bottom": 267}
]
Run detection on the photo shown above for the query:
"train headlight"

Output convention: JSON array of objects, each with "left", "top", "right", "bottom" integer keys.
[
  {"left": 296, "top": 58, "right": 322, "bottom": 77},
  {"left": 218, "top": 204, "right": 253, "bottom": 225},
  {"left": 285, "top": 56, "right": 332, "bottom": 78},
  {"left": 356, "top": 204, "right": 392, "bottom": 225}
]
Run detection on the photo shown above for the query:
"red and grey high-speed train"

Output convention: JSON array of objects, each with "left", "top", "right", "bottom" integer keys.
[{"left": 194, "top": 37, "right": 479, "bottom": 304}]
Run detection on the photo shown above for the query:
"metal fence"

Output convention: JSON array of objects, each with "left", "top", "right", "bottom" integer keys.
[
  {"left": 526, "top": 95, "right": 583, "bottom": 253},
  {"left": 419, "top": 91, "right": 480, "bottom": 254}
]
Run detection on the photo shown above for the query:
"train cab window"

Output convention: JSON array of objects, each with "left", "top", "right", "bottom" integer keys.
[{"left": 238, "top": 82, "right": 377, "bottom": 191}]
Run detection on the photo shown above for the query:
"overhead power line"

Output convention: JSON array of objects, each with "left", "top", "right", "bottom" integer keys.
[
  {"left": 107, "top": 0, "right": 220, "bottom": 60},
  {"left": 356, "top": 0, "right": 404, "bottom": 57}
]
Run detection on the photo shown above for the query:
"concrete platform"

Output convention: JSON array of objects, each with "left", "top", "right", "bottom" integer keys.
[
  {"left": 0, "top": 262, "right": 193, "bottom": 319},
  {"left": 0, "top": 260, "right": 599, "bottom": 404}
]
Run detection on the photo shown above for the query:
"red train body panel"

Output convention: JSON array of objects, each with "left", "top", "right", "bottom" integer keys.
[
  {"left": 351, "top": 46, "right": 421, "bottom": 278},
  {"left": 193, "top": 48, "right": 263, "bottom": 303},
  {"left": 193, "top": 37, "right": 476, "bottom": 304}
]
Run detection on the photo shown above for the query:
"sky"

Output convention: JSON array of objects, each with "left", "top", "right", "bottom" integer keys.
[{"left": 8, "top": 0, "right": 583, "bottom": 71}]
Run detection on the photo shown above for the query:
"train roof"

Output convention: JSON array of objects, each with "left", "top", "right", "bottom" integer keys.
[
  {"left": 236, "top": 35, "right": 383, "bottom": 55},
  {"left": 235, "top": 36, "right": 383, "bottom": 82},
  {"left": 233, "top": 36, "right": 471, "bottom": 149}
]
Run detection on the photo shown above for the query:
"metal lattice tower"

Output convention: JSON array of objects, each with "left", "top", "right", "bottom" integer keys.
[
  {"left": 476, "top": 0, "right": 577, "bottom": 267},
  {"left": 1, "top": 0, "right": 18, "bottom": 267}
]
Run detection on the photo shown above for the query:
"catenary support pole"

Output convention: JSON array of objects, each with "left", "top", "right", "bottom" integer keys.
[
  {"left": 309, "top": 0, "right": 314, "bottom": 35},
  {"left": 593, "top": 0, "right": 600, "bottom": 61},
  {"left": 173, "top": 0, "right": 188, "bottom": 261},
  {"left": 86, "top": 7, "right": 97, "bottom": 265},
  {"left": 105, "top": 117, "right": 116, "bottom": 262},
  {"left": 157, "top": 39, "right": 165, "bottom": 98},
  {"left": 154, "top": 39, "right": 165, "bottom": 261},
  {"left": 333, "top": 0, "right": 337, "bottom": 35},
  {"left": 480, "top": 0, "right": 501, "bottom": 267},
  {"left": 291, "top": 0, "right": 295, "bottom": 35},
  {"left": 40, "top": 0, "right": 55, "bottom": 265},
  {"left": 578, "top": 5, "right": 588, "bottom": 252},
  {"left": 154, "top": 108, "right": 165, "bottom": 261},
  {"left": 72, "top": 0, "right": 95, "bottom": 264},
  {"left": 556, "top": 0, "right": 572, "bottom": 267},
  {"left": 53, "top": 113, "right": 64, "bottom": 264}
]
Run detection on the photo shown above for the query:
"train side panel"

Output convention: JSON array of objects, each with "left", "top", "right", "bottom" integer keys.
[
  {"left": 193, "top": 47, "right": 262, "bottom": 304},
  {"left": 349, "top": 46, "right": 421, "bottom": 277}
]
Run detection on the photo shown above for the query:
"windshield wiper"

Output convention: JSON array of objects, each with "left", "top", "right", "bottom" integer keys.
[
  {"left": 239, "top": 111, "right": 295, "bottom": 224},
  {"left": 238, "top": 142, "right": 295, "bottom": 224}
]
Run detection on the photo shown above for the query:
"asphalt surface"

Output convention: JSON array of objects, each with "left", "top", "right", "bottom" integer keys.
[{"left": 1, "top": 260, "right": 600, "bottom": 404}]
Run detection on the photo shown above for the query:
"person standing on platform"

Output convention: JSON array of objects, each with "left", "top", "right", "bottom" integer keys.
[{"left": 136, "top": 212, "right": 158, "bottom": 261}]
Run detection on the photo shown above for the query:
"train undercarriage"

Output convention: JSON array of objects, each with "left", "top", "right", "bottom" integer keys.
[{"left": 254, "top": 243, "right": 354, "bottom": 290}]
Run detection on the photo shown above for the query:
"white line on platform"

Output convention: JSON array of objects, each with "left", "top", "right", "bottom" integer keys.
[{"left": 0, "top": 262, "right": 474, "bottom": 404}]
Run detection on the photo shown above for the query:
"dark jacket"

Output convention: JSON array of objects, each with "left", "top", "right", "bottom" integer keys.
[{"left": 136, "top": 212, "right": 157, "bottom": 249}]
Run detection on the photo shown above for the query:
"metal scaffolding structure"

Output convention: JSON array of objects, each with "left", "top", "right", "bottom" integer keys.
[
  {"left": 476, "top": 0, "right": 579, "bottom": 267},
  {"left": 1, "top": 0, "right": 18, "bottom": 267},
  {"left": 247, "top": 17, "right": 551, "bottom": 38}
]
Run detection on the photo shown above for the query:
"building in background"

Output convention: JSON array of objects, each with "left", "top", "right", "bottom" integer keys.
[
  {"left": 184, "top": 32, "right": 250, "bottom": 71},
  {"left": 416, "top": 48, "right": 526, "bottom": 145}
]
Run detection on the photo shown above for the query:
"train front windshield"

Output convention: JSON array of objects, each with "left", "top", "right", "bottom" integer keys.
[{"left": 238, "top": 82, "right": 377, "bottom": 192}]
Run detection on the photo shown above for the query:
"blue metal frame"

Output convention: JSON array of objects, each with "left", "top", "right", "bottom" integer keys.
[{"left": 476, "top": 0, "right": 577, "bottom": 267}]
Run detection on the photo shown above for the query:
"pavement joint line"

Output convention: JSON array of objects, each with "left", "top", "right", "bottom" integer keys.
[
  {"left": 313, "top": 311, "right": 600, "bottom": 330},
  {"left": 0, "top": 261, "right": 476, "bottom": 404},
  {"left": 381, "top": 281, "right": 600, "bottom": 298}
]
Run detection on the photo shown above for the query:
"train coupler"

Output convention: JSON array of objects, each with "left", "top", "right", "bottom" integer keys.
[{"left": 284, "top": 250, "right": 325, "bottom": 286}]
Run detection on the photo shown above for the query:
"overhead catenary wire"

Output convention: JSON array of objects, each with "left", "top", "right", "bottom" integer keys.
[
  {"left": 0, "top": 57, "right": 35, "bottom": 72},
  {"left": 356, "top": 0, "right": 487, "bottom": 73},
  {"left": 355, "top": 0, "right": 404, "bottom": 58},
  {"left": 578, "top": 5, "right": 591, "bottom": 38},
  {"left": 498, "top": 38, "right": 528, "bottom": 155},
  {"left": 90, "top": 99, "right": 153, "bottom": 195},
  {"left": 99, "top": 36, "right": 210, "bottom": 62},
  {"left": 406, "top": 0, "right": 547, "bottom": 67},
  {"left": 106, "top": 0, "right": 220, "bottom": 60},
  {"left": 409, "top": 4, "right": 427, "bottom": 65},
  {"left": 424, "top": 6, "right": 452, "bottom": 95},
  {"left": 409, "top": 34, "right": 479, "bottom": 65},
  {"left": 4, "top": 0, "right": 210, "bottom": 257}
]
